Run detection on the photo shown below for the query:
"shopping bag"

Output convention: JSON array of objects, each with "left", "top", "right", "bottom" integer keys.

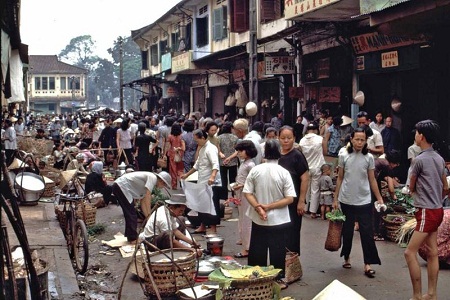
[
  {"left": 325, "top": 220, "right": 343, "bottom": 251},
  {"left": 285, "top": 249, "right": 303, "bottom": 283}
]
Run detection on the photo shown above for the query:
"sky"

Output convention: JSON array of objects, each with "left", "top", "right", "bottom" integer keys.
[{"left": 20, "top": 0, "right": 181, "bottom": 59}]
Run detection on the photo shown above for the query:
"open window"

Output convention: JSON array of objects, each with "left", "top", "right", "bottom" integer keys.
[
  {"left": 150, "top": 44, "right": 158, "bottom": 66},
  {"left": 196, "top": 16, "right": 209, "bottom": 47}
]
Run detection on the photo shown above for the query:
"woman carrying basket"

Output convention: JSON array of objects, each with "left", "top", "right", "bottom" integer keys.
[{"left": 332, "top": 126, "right": 384, "bottom": 278}]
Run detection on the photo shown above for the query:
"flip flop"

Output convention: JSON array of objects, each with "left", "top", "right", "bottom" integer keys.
[
  {"left": 364, "top": 269, "right": 376, "bottom": 278},
  {"left": 234, "top": 252, "right": 249, "bottom": 258},
  {"left": 342, "top": 263, "right": 352, "bottom": 269},
  {"left": 276, "top": 279, "right": 288, "bottom": 290}
]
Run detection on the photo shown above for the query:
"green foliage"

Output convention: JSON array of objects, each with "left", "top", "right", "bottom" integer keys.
[
  {"left": 59, "top": 35, "right": 98, "bottom": 70},
  {"left": 325, "top": 209, "right": 346, "bottom": 222},
  {"left": 87, "top": 223, "right": 106, "bottom": 236},
  {"left": 151, "top": 187, "right": 170, "bottom": 206},
  {"left": 387, "top": 190, "right": 415, "bottom": 215}
]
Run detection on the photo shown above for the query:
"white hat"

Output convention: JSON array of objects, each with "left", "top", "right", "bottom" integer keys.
[
  {"left": 10, "top": 116, "right": 18, "bottom": 122},
  {"left": 341, "top": 116, "right": 353, "bottom": 127},
  {"left": 165, "top": 194, "right": 186, "bottom": 205},
  {"left": 154, "top": 171, "right": 171, "bottom": 188},
  {"left": 245, "top": 102, "right": 258, "bottom": 117},
  {"left": 113, "top": 118, "right": 123, "bottom": 124}
]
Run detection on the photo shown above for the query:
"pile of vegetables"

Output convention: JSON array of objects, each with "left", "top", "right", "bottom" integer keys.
[
  {"left": 325, "top": 209, "right": 346, "bottom": 222},
  {"left": 386, "top": 190, "right": 415, "bottom": 215}
]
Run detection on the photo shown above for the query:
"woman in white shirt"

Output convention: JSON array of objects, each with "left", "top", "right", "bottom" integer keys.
[{"left": 116, "top": 119, "right": 134, "bottom": 166}]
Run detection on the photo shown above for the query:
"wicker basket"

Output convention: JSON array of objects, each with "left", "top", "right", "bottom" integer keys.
[
  {"left": 76, "top": 201, "right": 97, "bottom": 227},
  {"left": 141, "top": 248, "right": 197, "bottom": 297},
  {"left": 221, "top": 274, "right": 277, "bottom": 300},
  {"left": 324, "top": 221, "right": 343, "bottom": 251},
  {"left": 42, "top": 178, "right": 56, "bottom": 197},
  {"left": 54, "top": 205, "right": 66, "bottom": 231},
  {"left": 382, "top": 214, "right": 413, "bottom": 242}
]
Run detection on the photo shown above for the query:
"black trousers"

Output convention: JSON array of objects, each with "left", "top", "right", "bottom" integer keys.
[
  {"left": 286, "top": 200, "right": 303, "bottom": 255},
  {"left": 248, "top": 222, "right": 289, "bottom": 278},
  {"left": 340, "top": 202, "right": 381, "bottom": 265},
  {"left": 112, "top": 183, "right": 138, "bottom": 241}
]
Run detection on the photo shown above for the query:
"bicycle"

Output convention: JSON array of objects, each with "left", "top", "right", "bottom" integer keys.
[{"left": 55, "top": 192, "right": 89, "bottom": 274}]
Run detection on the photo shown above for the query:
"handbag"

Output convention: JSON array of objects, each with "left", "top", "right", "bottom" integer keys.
[
  {"left": 324, "top": 220, "right": 344, "bottom": 251},
  {"left": 285, "top": 249, "right": 302, "bottom": 283},
  {"left": 174, "top": 151, "right": 182, "bottom": 163}
]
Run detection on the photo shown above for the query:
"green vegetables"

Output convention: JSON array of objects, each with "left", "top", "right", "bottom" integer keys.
[
  {"left": 387, "top": 190, "right": 415, "bottom": 215},
  {"left": 325, "top": 210, "right": 346, "bottom": 222}
]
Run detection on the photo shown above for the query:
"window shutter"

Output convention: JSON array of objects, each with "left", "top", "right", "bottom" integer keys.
[
  {"left": 274, "top": 0, "right": 281, "bottom": 19},
  {"left": 213, "top": 8, "right": 223, "bottom": 41},
  {"left": 150, "top": 44, "right": 158, "bottom": 66},
  {"left": 261, "top": 0, "right": 275, "bottom": 23},
  {"left": 233, "top": 0, "right": 249, "bottom": 33},
  {"left": 222, "top": 6, "right": 228, "bottom": 38}
]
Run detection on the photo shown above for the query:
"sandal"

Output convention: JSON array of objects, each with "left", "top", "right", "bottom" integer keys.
[
  {"left": 234, "top": 252, "right": 249, "bottom": 258},
  {"left": 342, "top": 262, "right": 352, "bottom": 269},
  {"left": 276, "top": 279, "right": 288, "bottom": 290},
  {"left": 364, "top": 269, "right": 376, "bottom": 278},
  {"left": 374, "top": 235, "right": 385, "bottom": 241}
]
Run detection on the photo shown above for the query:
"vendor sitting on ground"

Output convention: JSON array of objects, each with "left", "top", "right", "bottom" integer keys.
[
  {"left": 139, "top": 194, "right": 202, "bottom": 256},
  {"left": 85, "top": 161, "right": 116, "bottom": 207},
  {"left": 66, "top": 153, "right": 89, "bottom": 182}
]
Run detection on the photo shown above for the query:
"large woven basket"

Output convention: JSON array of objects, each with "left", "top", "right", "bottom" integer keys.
[
  {"left": 141, "top": 248, "right": 197, "bottom": 297},
  {"left": 325, "top": 221, "right": 343, "bottom": 251},
  {"left": 221, "top": 274, "right": 278, "bottom": 300},
  {"left": 382, "top": 214, "right": 413, "bottom": 242},
  {"left": 76, "top": 201, "right": 97, "bottom": 227}
]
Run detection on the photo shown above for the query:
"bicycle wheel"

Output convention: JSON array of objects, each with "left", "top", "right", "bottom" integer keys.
[
  {"left": 73, "top": 219, "right": 89, "bottom": 274},
  {"left": 65, "top": 211, "right": 75, "bottom": 259}
]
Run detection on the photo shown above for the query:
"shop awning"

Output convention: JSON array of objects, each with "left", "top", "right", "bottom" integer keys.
[{"left": 285, "top": 0, "right": 361, "bottom": 22}]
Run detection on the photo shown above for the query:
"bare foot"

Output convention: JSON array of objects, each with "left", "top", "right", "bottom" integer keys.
[{"left": 422, "top": 293, "right": 436, "bottom": 300}]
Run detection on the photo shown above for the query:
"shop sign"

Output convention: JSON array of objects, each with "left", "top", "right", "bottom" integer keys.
[
  {"left": 161, "top": 53, "right": 172, "bottom": 72},
  {"left": 319, "top": 87, "right": 340, "bottom": 102},
  {"left": 289, "top": 86, "right": 304, "bottom": 98},
  {"left": 265, "top": 56, "right": 295, "bottom": 75},
  {"left": 232, "top": 69, "right": 246, "bottom": 82},
  {"left": 317, "top": 58, "right": 330, "bottom": 79},
  {"left": 285, "top": 0, "right": 341, "bottom": 20},
  {"left": 360, "top": 0, "right": 407, "bottom": 15},
  {"left": 208, "top": 71, "right": 229, "bottom": 87},
  {"left": 172, "top": 51, "right": 192, "bottom": 73},
  {"left": 192, "top": 75, "right": 207, "bottom": 86},
  {"left": 381, "top": 51, "right": 399, "bottom": 68},
  {"left": 258, "top": 61, "right": 270, "bottom": 79},
  {"left": 350, "top": 32, "right": 426, "bottom": 55}
]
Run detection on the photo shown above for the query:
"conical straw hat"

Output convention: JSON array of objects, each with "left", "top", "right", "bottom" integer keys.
[
  {"left": 8, "top": 158, "right": 29, "bottom": 170},
  {"left": 341, "top": 115, "right": 353, "bottom": 127},
  {"left": 59, "top": 170, "right": 77, "bottom": 189}
]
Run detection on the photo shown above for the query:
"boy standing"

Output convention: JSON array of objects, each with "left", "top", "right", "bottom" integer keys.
[
  {"left": 404, "top": 120, "right": 448, "bottom": 300},
  {"left": 319, "top": 163, "right": 334, "bottom": 220}
]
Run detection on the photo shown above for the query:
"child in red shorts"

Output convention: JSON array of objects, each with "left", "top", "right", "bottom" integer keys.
[{"left": 404, "top": 120, "right": 449, "bottom": 300}]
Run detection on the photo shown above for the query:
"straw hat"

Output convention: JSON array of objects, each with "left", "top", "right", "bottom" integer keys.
[
  {"left": 341, "top": 116, "right": 353, "bottom": 127},
  {"left": 154, "top": 171, "right": 171, "bottom": 188},
  {"left": 165, "top": 194, "right": 186, "bottom": 205},
  {"left": 245, "top": 102, "right": 258, "bottom": 117},
  {"left": 10, "top": 116, "right": 18, "bottom": 122},
  {"left": 8, "top": 158, "right": 29, "bottom": 170}
]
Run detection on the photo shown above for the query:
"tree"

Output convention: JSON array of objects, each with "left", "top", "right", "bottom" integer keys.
[{"left": 59, "top": 35, "right": 98, "bottom": 71}]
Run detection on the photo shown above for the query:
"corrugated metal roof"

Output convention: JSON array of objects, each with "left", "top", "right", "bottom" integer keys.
[
  {"left": 352, "top": 0, "right": 411, "bottom": 19},
  {"left": 29, "top": 55, "right": 87, "bottom": 74}
]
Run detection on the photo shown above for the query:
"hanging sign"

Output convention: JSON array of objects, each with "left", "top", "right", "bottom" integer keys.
[
  {"left": 265, "top": 56, "right": 295, "bottom": 75},
  {"left": 319, "top": 87, "right": 340, "bottom": 102}
]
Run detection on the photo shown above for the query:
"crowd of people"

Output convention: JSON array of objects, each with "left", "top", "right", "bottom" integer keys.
[{"left": 2, "top": 107, "right": 449, "bottom": 296}]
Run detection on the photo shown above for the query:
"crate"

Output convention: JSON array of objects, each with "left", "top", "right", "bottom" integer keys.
[{"left": 54, "top": 201, "right": 97, "bottom": 230}]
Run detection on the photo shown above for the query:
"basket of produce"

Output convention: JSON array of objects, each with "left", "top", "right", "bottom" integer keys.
[
  {"left": 386, "top": 190, "right": 415, "bottom": 215},
  {"left": 382, "top": 214, "right": 414, "bottom": 242},
  {"left": 141, "top": 248, "right": 197, "bottom": 297},
  {"left": 76, "top": 201, "right": 97, "bottom": 227},
  {"left": 324, "top": 210, "right": 346, "bottom": 252},
  {"left": 208, "top": 265, "right": 281, "bottom": 300}
]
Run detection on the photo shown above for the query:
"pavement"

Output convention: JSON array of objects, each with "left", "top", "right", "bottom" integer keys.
[{"left": 6, "top": 197, "right": 450, "bottom": 300}]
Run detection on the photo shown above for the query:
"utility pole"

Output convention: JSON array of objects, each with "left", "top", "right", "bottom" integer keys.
[
  {"left": 249, "top": 0, "right": 258, "bottom": 120},
  {"left": 119, "top": 37, "right": 124, "bottom": 113}
]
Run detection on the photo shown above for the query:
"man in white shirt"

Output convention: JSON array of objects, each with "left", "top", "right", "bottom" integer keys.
[
  {"left": 223, "top": 118, "right": 262, "bottom": 165},
  {"left": 357, "top": 111, "right": 384, "bottom": 159},
  {"left": 139, "top": 195, "right": 201, "bottom": 255}
]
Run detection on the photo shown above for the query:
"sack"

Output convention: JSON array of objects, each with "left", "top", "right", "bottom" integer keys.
[
  {"left": 325, "top": 220, "right": 343, "bottom": 251},
  {"left": 285, "top": 249, "right": 302, "bottom": 283},
  {"left": 174, "top": 152, "right": 182, "bottom": 163},
  {"left": 157, "top": 157, "right": 167, "bottom": 169},
  {"left": 225, "top": 94, "right": 236, "bottom": 106}
]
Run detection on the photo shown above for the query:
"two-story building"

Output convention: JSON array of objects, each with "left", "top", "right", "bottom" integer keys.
[{"left": 28, "top": 55, "right": 88, "bottom": 115}]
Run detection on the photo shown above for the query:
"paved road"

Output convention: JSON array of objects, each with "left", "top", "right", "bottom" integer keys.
[{"left": 96, "top": 203, "right": 450, "bottom": 300}]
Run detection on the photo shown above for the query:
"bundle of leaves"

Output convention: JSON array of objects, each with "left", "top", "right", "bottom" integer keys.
[
  {"left": 325, "top": 209, "right": 346, "bottom": 222},
  {"left": 87, "top": 223, "right": 106, "bottom": 236}
]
